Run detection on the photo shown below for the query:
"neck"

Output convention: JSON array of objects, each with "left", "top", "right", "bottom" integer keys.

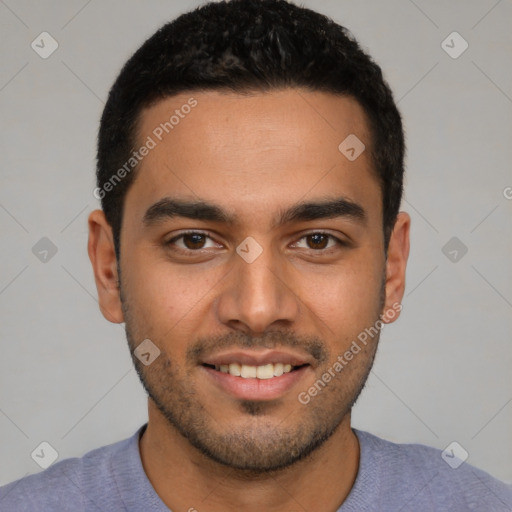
[{"left": 139, "top": 400, "right": 359, "bottom": 512}]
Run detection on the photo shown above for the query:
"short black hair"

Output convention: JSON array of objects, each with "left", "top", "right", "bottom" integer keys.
[{"left": 96, "top": 0, "right": 404, "bottom": 259}]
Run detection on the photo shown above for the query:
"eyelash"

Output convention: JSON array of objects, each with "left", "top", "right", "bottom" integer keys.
[{"left": 165, "top": 230, "right": 346, "bottom": 254}]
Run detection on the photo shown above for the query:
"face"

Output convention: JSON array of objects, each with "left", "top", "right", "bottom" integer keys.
[{"left": 89, "top": 89, "right": 409, "bottom": 472}]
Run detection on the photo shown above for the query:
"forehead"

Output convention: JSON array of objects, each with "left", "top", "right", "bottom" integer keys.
[{"left": 125, "top": 89, "right": 380, "bottom": 225}]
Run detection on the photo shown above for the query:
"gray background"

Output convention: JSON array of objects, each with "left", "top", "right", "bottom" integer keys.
[{"left": 1, "top": 0, "right": 511, "bottom": 487}]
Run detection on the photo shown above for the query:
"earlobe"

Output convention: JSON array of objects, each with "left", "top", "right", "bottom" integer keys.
[
  {"left": 87, "top": 209, "right": 124, "bottom": 324},
  {"left": 382, "top": 212, "right": 410, "bottom": 324}
]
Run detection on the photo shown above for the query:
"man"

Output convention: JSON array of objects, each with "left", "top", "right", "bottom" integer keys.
[{"left": 1, "top": 0, "right": 511, "bottom": 510}]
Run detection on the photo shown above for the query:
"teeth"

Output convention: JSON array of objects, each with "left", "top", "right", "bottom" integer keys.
[
  {"left": 256, "top": 364, "right": 274, "bottom": 379},
  {"left": 273, "top": 363, "right": 284, "bottom": 376},
  {"left": 214, "top": 362, "right": 297, "bottom": 379},
  {"left": 228, "top": 363, "right": 241, "bottom": 376},
  {"left": 241, "top": 364, "right": 257, "bottom": 378}
]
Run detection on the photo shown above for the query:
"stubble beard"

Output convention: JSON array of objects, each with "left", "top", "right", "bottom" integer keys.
[{"left": 120, "top": 279, "right": 384, "bottom": 474}]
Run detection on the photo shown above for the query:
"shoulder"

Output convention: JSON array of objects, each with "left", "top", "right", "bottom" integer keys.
[
  {"left": 352, "top": 429, "right": 512, "bottom": 511},
  {"left": 0, "top": 431, "right": 137, "bottom": 512}
]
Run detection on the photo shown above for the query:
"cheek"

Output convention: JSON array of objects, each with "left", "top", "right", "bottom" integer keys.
[
  {"left": 298, "top": 256, "right": 383, "bottom": 334},
  {"left": 125, "top": 253, "right": 221, "bottom": 330},
  {"left": 124, "top": 240, "right": 384, "bottom": 344}
]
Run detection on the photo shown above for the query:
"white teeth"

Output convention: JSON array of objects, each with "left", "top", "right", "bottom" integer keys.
[
  {"left": 273, "top": 363, "right": 284, "bottom": 377},
  {"left": 228, "top": 363, "right": 241, "bottom": 376},
  {"left": 256, "top": 364, "right": 274, "bottom": 379},
  {"left": 213, "top": 362, "right": 297, "bottom": 379},
  {"left": 241, "top": 365, "right": 257, "bottom": 378}
]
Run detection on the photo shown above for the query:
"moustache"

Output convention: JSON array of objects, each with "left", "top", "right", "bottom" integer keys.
[{"left": 187, "top": 330, "right": 329, "bottom": 366}]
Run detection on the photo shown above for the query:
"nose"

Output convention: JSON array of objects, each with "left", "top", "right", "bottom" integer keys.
[{"left": 214, "top": 241, "right": 300, "bottom": 334}]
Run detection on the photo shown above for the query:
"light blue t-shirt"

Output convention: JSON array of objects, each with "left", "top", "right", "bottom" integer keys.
[{"left": 1, "top": 424, "right": 511, "bottom": 511}]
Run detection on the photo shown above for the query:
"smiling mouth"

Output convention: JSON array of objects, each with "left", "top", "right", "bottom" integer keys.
[{"left": 202, "top": 363, "right": 308, "bottom": 379}]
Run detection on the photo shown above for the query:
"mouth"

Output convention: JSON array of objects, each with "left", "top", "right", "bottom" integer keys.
[
  {"left": 200, "top": 349, "right": 313, "bottom": 401},
  {"left": 203, "top": 362, "right": 306, "bottom": 379}
]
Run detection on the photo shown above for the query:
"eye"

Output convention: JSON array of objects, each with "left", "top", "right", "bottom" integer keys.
[
  {"left": 293, "top": 232, "right": 343, "bottom": 251},
  {"left": 166, "top": 231, "right": 220, "bottom": 251},
  {"left": 165, "top": 231, "right": 346, "bottom": 254}
]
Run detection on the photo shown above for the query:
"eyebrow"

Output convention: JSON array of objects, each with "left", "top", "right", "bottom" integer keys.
[{"left": 142, "top": 196, "right": 367, "bottom": 228}]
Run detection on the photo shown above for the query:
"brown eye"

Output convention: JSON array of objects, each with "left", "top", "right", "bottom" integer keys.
[
  {"left": 167, "top": 231, "right": 218, "bottom": 251},
  {"left": 306, "top": 233, "right": 330, "bottom": 250},
  {"left": 293, "top": 232, "right": 343, "bottom": 252},
  {"left": 182, "top": 233, "right": 207, "bottom": 249}
]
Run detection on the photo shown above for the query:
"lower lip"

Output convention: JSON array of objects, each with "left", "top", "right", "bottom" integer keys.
[{"left": 202, "top": 365, "right": 310, "bottom": 401}]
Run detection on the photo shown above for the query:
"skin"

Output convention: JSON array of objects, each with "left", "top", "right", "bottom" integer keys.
[{"left": 88, "top": 89, "right": 410, "bottom": 512}]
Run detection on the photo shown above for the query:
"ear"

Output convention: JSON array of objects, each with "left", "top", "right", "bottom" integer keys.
[
  {"left": 87, "top": 209, "right": 124, "bottom": 323},
  {"left": 382, "top": 212, "right": 410, "bottom": 324}
]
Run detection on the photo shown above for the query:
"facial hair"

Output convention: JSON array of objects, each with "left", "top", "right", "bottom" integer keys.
[{"left": 120, "top": 277, "right": 385, "bottom": 474}]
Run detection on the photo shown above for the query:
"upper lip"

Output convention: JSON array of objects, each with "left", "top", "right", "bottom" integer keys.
[{"left": 201, "top": 349, "right": 314, "bottom": 368}]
